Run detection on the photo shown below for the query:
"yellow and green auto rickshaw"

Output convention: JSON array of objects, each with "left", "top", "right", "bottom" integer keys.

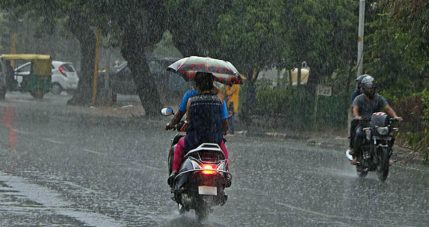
[{"left": 0, "top": 54, "right": 52, "bottom": 99}]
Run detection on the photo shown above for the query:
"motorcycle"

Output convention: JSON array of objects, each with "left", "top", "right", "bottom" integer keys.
[
  {"left": 346, "top": 112, "right": 399, "bottom": 182},
  {"left": 161, "top": 107, "right": 231, "bottom": 221}
]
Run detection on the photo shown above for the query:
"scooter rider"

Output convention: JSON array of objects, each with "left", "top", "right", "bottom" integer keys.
[
  {"left": 350, "top": 75, "right": 402, "bottom": 165},
  {"left": 165, "top": 72, "right": 230, "bottom": 186}
]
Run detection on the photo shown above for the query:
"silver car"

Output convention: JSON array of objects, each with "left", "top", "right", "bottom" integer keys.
[{"left": 15, "top": 61, "right": 79, "bottom": 95}]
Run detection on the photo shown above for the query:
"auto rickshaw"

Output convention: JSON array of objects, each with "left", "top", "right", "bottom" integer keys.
[{"left": 0, "top": 54, "right": 52, "bottom": 99}]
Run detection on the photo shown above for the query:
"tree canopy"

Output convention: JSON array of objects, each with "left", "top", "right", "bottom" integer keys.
[{"left": 1, "top": 0, "right": 428, "bottom": 116}]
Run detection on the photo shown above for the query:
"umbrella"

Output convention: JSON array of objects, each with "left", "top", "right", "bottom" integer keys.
[{"left": 167, "top": 56, "right": 242, "bottom": 85}]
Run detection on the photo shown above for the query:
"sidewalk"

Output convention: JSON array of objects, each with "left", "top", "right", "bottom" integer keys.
[{"left": 66, "top": 95, "right": 145, "bottom": 118}]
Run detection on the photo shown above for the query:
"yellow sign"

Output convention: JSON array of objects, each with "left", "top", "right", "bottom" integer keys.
[{"left": 290, "top": 67, "right": 310, "bottom": 86}]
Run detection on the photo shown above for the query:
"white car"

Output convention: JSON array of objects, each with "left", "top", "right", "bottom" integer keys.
[{"left": 15, "top": 61, "right": 79, "bottom": 95}]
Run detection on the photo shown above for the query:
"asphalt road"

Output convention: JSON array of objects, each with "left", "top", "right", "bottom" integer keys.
[{"left": 0, "top": 92, "right": 428, "bottom": 226}]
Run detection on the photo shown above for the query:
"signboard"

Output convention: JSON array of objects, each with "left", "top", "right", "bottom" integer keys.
[
  {"left": 290, "top": 67, "right": 310, "bottom": 86},
  {"left": 316, "top": 85, "right": 332, "bottom": 96}
]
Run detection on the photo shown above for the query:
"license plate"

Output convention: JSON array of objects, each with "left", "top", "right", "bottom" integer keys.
[{"left": 198, "top": 186, "right": 217, "bottom": 195}]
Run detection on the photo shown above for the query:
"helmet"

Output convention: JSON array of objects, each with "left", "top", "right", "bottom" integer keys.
[
  {"left": 360, "top": 75, "right": 376, "bottom": 99},
  {"left": 356, "top": 74, "right": 369, "bottom": 88}
]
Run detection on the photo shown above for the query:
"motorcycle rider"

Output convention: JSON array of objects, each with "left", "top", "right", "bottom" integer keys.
[
  {"left": 351, "top": 74, "right": 367, "bottom": 102},
  {"left": 165, "top": 72, "right": 230, "bottom": 186},
  {"left": 347, "top": 74, "right": 370, "bottom": 156},
  {"left": 350, "top": 75, "right": 402, "bottom": 165}
]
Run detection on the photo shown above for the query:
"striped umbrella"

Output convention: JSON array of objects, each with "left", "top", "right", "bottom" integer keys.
[{"left": 167, "top": 56, "right": 242, "bottom": 85}]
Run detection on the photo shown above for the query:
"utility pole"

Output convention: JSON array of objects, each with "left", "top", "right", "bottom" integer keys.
[
  {"left": 349, "top": 0, "right": 366, "bottom": 135},
  {"left": 356, "top": 0, "right": 365, "bottom": 77}
]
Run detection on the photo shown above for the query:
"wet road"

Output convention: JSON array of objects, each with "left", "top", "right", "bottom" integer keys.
[{"left": 0, "top": 92, "right": 428, "bottom": 226}]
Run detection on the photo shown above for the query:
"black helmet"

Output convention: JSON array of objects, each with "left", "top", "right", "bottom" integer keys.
[{"left": 361, "top": 75, "right": 376, "bottom": 99}]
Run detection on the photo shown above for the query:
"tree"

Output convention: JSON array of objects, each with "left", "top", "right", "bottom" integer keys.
[
  {"left": 65, "top": 2, "right": 99, "bottom": 105},
  {"left": 281, "top": 0, "right": 357, "bottom": 89},
  {"left": 1, "top": 1, "right": 168, "bottom": 116},
  {"left": 216, "top": 0, "right": 286, "bottom": 123},
  {"left": 365, "top": 0, "right": 429, "bottom": 98},
  {"left": 165, "top": 0, "right": 232, "bottom": 57},
  {"left": 0, "top": 0, "right": 101, "bottom": 105},
  {"left": 97, "top": 0, "right": 167, "bottom": 116}
]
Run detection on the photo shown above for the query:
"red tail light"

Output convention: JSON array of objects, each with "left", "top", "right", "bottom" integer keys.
[
  {"left": 59, "top": 66, "right": 67, "bottom": 77},
  {"left": 201, "top": 164, "right": 217, "bottom": 175}
]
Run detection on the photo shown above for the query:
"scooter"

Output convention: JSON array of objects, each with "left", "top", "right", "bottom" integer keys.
[{"left": 162, "top": 107, "right": 231, "bottom": 221}]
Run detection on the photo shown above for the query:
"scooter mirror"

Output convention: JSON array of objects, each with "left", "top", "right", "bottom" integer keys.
[{"left": 161, "top": 107, "right": 174, "bottom": 116}]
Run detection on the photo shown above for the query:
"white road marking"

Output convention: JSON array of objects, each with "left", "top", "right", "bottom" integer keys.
[
  {"left": 41, "top": 138, "right": 65, "bottom": 144},
  {"left": 12, "top": 129, "right": 31, "bottom": 135},
  {"left": 83, "top": 148, "right": 105, "bottom": 156},
  {"left": 0, "top": 171, "right": 125, "bottom": 227}
]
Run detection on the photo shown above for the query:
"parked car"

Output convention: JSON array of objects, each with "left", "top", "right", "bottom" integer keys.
[
  {"left": 15, "top": 61, "right": 79, "bottom": 95},
  {"left": 107, "top": 57, "right": 187, "bottom": 96}
]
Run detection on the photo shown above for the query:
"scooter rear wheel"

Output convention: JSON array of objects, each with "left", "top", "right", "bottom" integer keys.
[{"left": 195, "top": 205, "right": 209, "bottom": 222}]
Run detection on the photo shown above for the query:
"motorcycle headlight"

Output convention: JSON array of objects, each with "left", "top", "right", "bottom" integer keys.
[{"left": 376, "top": 126, "right": 389, "bottom": 135}]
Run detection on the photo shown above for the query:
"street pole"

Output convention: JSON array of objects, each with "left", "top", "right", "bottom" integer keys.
[
  {"left": 356, "top": 0, "right": 365, "bottom": 77},
  {"left": 350, "top": 0, "right": 366, "bottom": 137}
]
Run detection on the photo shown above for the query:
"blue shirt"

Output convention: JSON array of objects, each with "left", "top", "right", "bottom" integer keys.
[{"left": 179, "top": 89, "right": 229, "bottom": 120}]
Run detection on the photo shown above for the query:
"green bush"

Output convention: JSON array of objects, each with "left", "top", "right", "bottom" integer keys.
[
  {"left": 394, "top": 90, "right": 429, "bottom": 161},
  {"left": 420, "top": 90, "right": 429, "bottom": 161},
  {"left": 253, "top": 87, "right": 348, "bottom": 129}
]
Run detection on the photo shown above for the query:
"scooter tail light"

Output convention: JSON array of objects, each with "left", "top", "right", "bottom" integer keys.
[{"left": 201, "top": 164, "right": 217, "bottom": 175}]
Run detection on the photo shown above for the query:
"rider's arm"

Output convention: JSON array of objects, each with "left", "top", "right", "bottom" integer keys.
[
  {"left": 186, "top": 99, "right": 191, "bottom": 119},
  {"left": 352, "top": 105, "right": 361, "bottom": 119},
  {"left": 166, "top": 90, "right": 194, "bottom": 129},
  {"left": 178, "top": 90, "right": 198, "bottom": 112},
  {"left": 222, "top": 120, "right": 228, "bottom": 134},
  {"left": 384, "top": 104, "right": 402, "bottom": 120},
  {"left": 220, "top": 101, "right": 229, "bottom": 134},
  {"left": 351, "top": 95, "right": 362, "bottom": 119},
  {"left": 166, "top": 110, "right": 185, "bottom": 130}
]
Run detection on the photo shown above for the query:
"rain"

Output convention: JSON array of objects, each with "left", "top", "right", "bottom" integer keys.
[{"left": 0, "top": 0, "right": 429, "bottom": 226}]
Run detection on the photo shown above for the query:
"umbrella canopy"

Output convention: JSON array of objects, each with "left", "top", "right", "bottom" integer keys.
[{"left": 167, "top": 56, "right": 242, "bottom": 84}]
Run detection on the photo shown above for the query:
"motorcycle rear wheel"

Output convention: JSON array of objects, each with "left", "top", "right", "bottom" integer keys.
[{"left": 377, "top": 147, "right": 390, "bottom": 182}]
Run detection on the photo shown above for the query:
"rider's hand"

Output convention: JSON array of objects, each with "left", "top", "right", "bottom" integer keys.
[
  {"left": 179, "top": 122, "right": 189, "bottom": 131},
  {"left": 354, "top": 116, "right": 362, "bottom": 120},
  {"left": 165, "top": 123, "right": 175, "bottom": 130}
]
